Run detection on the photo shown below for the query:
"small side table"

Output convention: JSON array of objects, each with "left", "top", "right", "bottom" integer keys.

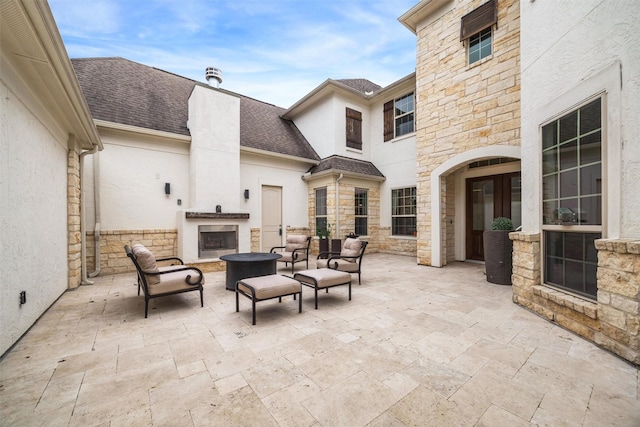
[{"left": 219, "top": 252, "right": 282, "bottom": 291}]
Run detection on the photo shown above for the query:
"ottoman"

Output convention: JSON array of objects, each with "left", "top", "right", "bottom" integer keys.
[
  {"left": 294, "top": 268, "right": 352, "bottom": 309},
  {"left": 236, "top": 275, "right": 302, "bottom": 325}
]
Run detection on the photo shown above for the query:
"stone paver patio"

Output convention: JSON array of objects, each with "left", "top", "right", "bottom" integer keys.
[{"left": 1, "top": 253, "right": 638, "bottom": 426}]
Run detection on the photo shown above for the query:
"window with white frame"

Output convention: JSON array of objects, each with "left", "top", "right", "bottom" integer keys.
[
  {"left": 315, "top": 187, "right": 328, "bottom": 236},
  {"left": 383, "top": 93, "right": 414, "bottom": 141},
  {"left": 542, "top": 97, "right": 602, "bottom": 299},
  {"left": 468, "top": 27, "right": 492, "bottom": 64},
  {"left": 354, "top": 188, "right": 368, "bottom": 236},
  {"left": 392, "top": 187, "right": 416, "bottom": 236}
]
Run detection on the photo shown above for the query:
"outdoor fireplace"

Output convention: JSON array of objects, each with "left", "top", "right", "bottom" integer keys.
[{"left": 198, "top": 225, "right": 238, "bottom": 258}]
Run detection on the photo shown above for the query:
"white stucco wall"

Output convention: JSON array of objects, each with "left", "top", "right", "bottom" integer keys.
[
  {"left": 0, "top": 70, "right": 70, "bottom": 356},
  {"left": 370, "top": 93, "right": 417, "bottom": 228},
  {"left": 292, "top": 95, "right": 338, "bottom": 159},
  {"left": 188, "top": 86, "right": 242, "bottom": 212},
  {"left": 86, "top": 129, "right": 190, "bottom": 230},
  {"left": 240, "top": 153, "right": 311, "bottom": 230},
  {"left": 520, "top": 0, "right": 640, "bottom": 237}
]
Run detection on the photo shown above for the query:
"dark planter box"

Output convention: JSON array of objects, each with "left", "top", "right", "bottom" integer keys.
[
  {"left": 318, "top": 238, "right": 329, "bottom": 253},
  {"left": 483, "top": 230, "right": 513, "bottom": 285},
  {"left": 331, "top": 239, "right": 342, "bottom": 253}
]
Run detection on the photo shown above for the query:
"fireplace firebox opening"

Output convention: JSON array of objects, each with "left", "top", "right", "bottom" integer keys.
[{"left": 198, "top": 225, "right": 238, "bottom": 259}]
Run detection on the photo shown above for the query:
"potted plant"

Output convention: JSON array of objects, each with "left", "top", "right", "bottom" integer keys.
[
  {"left": 483, "top": 217, "right": 514, "bottom": 285},
  {"left": 316, "top": 223, "right": 332, "bottom": 253}
]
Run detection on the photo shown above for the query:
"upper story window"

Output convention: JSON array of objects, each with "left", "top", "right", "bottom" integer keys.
[
  {"left": 346, "top": 107, "right": 362, "bottom": 150},
  {"left": 383, "top": 93, "right": 414, "bottom": 142},
  {"left": 460, "top": 0, "right": 497, "bottom": 65},
  {"left": 468, "top": 27, "right": 492, "bottom": 64}
]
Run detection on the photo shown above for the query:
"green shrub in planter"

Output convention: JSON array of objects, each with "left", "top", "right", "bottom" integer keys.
[{"left": 491, "top": 217, "right": 513, "bottom": 231}]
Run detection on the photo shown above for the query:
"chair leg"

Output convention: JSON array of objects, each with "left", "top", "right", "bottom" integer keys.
[
  {"left": 144, "top": 297, "right": 149, "bottom": 318},
  {"left": 298, "top": 291, "right": 302, "bottom": 313},
  {"left": 235, "top": 290, "right": 239, "bottom": 312},
  {"left": 200, "top": 288, "right": 204, "bottom": 307},
  {"left": 314, "top": 288, "right": 318, "bottom": 310},
  {"left": 252, "top": 299, "right": 256, "bottom": 325}
]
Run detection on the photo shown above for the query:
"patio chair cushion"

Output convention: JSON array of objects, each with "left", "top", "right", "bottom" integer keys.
[
  {"left": 132, "top": 244, "right": 160, "bottom": 284},
  {"left": 147, "top": 269, "right": 206, "bottom": 295},
  {"left": 237, "top": 275, "right": 301, "bottom": 300},
  {"left": 316, "top": 258, "right": 361, "bottom": 272},
  {"left": 284, "top": 234, "right": 309, "bottom": 254},
  {"left": 340, "top": 238, "right": 362, "bottom": 262}
]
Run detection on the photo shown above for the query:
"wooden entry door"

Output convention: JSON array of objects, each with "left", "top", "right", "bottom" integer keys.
[
  {"left": 466, "top": 173, "right": 521, "bottom": 260},
  {"left": 261, "top": 186, "right": 282, "bottom": 252}
]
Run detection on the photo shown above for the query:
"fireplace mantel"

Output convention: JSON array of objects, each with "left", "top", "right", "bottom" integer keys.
[{"left": 185, "top": 212, "right": 249, "bottom": 220}]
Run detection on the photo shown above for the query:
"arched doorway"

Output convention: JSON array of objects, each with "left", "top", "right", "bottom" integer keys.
[{"left": 430, "top": 146, "right": 521, "bottom": 267}]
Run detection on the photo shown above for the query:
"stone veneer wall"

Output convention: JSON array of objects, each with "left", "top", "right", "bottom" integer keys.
[
  {"left": 86, "top": 229, "right": 226, "bottom": 275},
  {"left": 594, "top": 239, "right": 640, "bottom": 365},
  {"left": 511, "top": 232, "right": 640, "bottom": 365},
  {"left": 414, "top": 0, "right": 520, "bottom": 265},
  {"left": 308, "top": 180, "right": 389, "bottom": 255},
  {"left": 67, "top": 149, "right": 82, "bottom": 289},
  {"left": 250, "top": 228, "right": 261, "bottom": 252}
]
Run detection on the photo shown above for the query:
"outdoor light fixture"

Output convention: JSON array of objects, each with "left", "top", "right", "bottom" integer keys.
[
  {"left": 244, "top": 189, "right": 249, "bottom": 200},
  {"left": 165, "top": 183, "right": 171, "bottom": 195}
]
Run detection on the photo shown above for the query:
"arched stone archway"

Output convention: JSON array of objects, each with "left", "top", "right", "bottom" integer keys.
[{"left": 429, "top": 146, "right": 521, "bottom": 267}]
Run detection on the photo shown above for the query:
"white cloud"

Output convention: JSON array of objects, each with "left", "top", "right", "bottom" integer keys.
[{"left": 49, "top": 0, "right": 419, "bottom": 107}]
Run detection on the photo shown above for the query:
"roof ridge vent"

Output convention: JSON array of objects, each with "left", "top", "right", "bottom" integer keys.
[{"left": 205, "top": 67, "right": 222, "bottom": 88}]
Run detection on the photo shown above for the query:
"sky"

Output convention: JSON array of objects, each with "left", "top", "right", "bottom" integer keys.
[{"left": 48, "top": 0, "right": 419, "bottom": 108}]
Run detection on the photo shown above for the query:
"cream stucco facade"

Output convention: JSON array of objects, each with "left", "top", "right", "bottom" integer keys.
[{"left": 1, "top": 0, "right": 101, "bottom": 356}]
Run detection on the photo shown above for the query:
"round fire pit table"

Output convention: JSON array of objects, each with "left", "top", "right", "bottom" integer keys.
[{"left": 219, "top": 252, "right": 282, "bottom": 291}]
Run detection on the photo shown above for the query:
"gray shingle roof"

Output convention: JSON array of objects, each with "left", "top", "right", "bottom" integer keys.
[
  {"left": 335, "top": 78, "right": 382, "bottom": 95},
  {"left": 307, "top": 155, "right": 385, "bottom": 178},
  {"left": 71, "top": 57, "right": 319, "bottom": 161},
  {"left": 239, "top": 95, "right": 319, "bottom": 160},
  {"left": 72, "top": 57, "right": 193, "bottom": 136}
]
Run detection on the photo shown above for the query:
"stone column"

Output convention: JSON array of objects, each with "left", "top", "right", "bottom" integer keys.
[
  {"left": 510, "top": 232, "right": 541, "bottom": 310},
  {"left": 595, "top": 238, "right": 640, "bottom": 365},
  {"left": 67, "top": 148, "right": 82, "bottom": 289}
]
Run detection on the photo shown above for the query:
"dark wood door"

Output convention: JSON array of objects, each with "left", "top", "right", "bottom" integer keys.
[{"left": 466, "top": 173, "right": 521, "bottom": 260}]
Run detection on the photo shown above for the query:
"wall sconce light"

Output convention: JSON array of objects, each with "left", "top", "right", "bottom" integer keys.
[
  {"left": 164, "top": 183, "right": 171, "bottom": 195},
  {"left": 244, "top": 189, "right": 250, "bottom": 200}
]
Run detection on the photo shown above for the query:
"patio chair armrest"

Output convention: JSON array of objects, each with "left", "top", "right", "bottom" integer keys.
[
  {"left": 270, "top": 246, "right": 285, "bottom": 253},
  {"left": 155, "top": 256, "right": 184, "bottom": 265},
  {"left": 317, "top": 251, "right": 340, "bottom": 259},
  {"left": 143, "top": 266, "right": 204, "bottom": 285}
]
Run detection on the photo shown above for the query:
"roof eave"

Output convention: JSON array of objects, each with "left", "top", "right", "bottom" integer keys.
[
  {"left": 281, "top": 79, "right": 369, "bottom": 119},
  {"left": 241, "top": 146, "right": 320, "bottom": 165},
  {"left": 21, "top": 0, "right": 103, "bottom": 150},
  {"left": 398, "top": 0, "right": 455, "bottom": 35},
  {"left": 302, "top": 169, "right": 386, "bottom": 182}
]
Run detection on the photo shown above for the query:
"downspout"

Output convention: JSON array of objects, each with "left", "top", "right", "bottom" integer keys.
[
  {"left": 80, "top": 147, "right": 98, "bottom": 285},
  {"left": 88, "top": 151, "right": 101, "bottom": 278},
  {"left": 335, "top": 173, "right": 344, "bottom": 240}
]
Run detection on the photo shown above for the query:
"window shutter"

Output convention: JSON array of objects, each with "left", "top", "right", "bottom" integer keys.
[
  {"left": 460, "top": 0, "right": 497, "bottom": 41},
  {"left": 346, "top": 108, "right": 362, "bottom": 149},
  {"left": 383, "top": 100, "right": 394, "bottom": 142}
]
